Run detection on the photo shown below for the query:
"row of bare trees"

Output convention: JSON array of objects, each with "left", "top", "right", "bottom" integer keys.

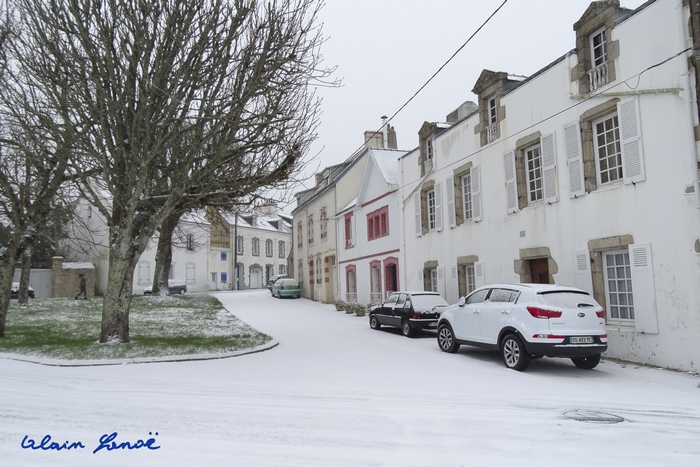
[{"left": 0, "top": 0, "right": 334, "bottom": 342}]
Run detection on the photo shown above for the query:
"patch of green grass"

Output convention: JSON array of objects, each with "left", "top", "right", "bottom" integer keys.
[{"left": 0, "top": 295, "right": 271, "bottom": 361}]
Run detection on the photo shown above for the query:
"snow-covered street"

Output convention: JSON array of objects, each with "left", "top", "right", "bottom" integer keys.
[{"left": 2, "top": 289, "right": 699, "bottom": 466}]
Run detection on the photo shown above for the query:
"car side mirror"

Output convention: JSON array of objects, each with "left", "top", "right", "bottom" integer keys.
[{"left": 458, "top": 298, "right": 466, "bottom": 307}]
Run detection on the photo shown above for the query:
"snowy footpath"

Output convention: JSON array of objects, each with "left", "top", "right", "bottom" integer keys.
[{"left": 1, "top": 289, "right": 699, "bottom": 466}]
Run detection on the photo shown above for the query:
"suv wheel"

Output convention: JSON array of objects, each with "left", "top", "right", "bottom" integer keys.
[
  {"left": 369, "top": 315, "right": 381, "bottom": 330},
  {"left": 501, "top": 334, "right": 530, "bottom": 371},
  {"left": 571, "top": 354, "right": 601, "bottom": 369},
  {"left": 401, "top": 320, "right": 415, "bottom": 338},
  {"left": 437, "top": 324, "right": 460, "bottom": 353},
  {"left": 179, "top": 288, "right": 185, "bottom": 295}
]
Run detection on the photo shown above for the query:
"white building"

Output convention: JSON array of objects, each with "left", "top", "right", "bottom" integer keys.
[
  {"left": 336, "top": 147, "right": 407, "bottom": 305},
  {"left": 398, "top": 0, "right": 700, "bottom": 371}
]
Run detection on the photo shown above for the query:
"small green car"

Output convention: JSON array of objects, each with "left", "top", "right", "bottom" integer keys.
[{"left": 271, "top": 278, "right": 301, "bottom": 299}]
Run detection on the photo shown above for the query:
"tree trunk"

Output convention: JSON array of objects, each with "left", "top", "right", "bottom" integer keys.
[
  {"left": 151, "top": 212, "right": 182, "bottom": 295},
  {"left": 0, "top": 243, "right": 19, "bottom": 337},
  {"left": 100, "top": 232, "right": 142, "bottom": 343},
  {"left": 18, "top": 249, "right": 31, "bottom": 306}
]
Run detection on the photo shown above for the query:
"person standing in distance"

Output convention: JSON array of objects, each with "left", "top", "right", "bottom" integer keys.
[{"left": 75, "top": 274, "right": 87, "bottom": 300}]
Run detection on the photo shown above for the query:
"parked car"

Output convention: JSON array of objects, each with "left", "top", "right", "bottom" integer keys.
[
  {"left": 368, "top": 291, "right": 449, "bottom": 337},
  {"left": 10, "top": 282, "right": 35, "bottom": 299},
  {"left": 437, "top": 283, "right": 607, "bottom": 371},
  {"left": 271, "top": 278, "right": 300, "bottom": 298},
  {"left": 144, "top": 279, "right": 187, "bottom": 295},
  {"left": 267, "top": 274, "right": 288, "bottom": 291}
]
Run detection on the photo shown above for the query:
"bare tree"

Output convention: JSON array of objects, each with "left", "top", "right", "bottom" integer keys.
[{"left": 8, "top": 0, "right": 333, "bottom": 342}]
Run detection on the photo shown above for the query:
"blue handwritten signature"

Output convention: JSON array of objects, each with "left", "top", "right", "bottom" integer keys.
[{"left": 21, "top": 432, "right": 160, "bottom": 454}]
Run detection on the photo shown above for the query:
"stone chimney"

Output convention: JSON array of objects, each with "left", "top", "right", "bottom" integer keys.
[
  {"left": 446, "top": 101, "right": 478, "bottom": 124},
  {"left": 315, "top": 173, "right": 324, "bottom": 186},
  {"left": 387, "top": 124, "right": 397, "bottom": 149}
]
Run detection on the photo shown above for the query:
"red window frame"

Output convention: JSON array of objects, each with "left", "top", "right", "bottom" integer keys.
[{"left": 366, "top": 206, "right": 389, "bottom": 241}]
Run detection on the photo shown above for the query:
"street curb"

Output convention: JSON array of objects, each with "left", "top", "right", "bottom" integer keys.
[{"left": 0, "top": 339, "right": 279, "bottom": 367}]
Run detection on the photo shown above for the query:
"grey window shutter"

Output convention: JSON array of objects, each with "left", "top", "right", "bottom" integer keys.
[
  {"left": 471, "top": 165, "right": 482, "bottom": 222},
  {"left": 629, "top": 243, "right": 658, "bottom": 334},
  {"left": 618, "top": 97, "right": 645, "bottom": 184},
  {"left": 474, "top": 261, "right": 485, "bottom": 288},
  {"left": 564, "top": 122, "right": 585, "bottom": 198},
  {"left": 574, "top": 250, "right": 593, "bottom": 296},
  {"left": 414, "top": 192, "right": 421, "bottom": 237},
  {"left": 446, "top": 177, "right": 456, "bottom": 228},
  {"left": 435, "top": 182, "right": 443, "bottom": 232},
  {"left": 541, "top": 132, "right": 558, "bottom": 203},
  {"left": 503, "top": 151, "right": 518, "bottom": 213}
]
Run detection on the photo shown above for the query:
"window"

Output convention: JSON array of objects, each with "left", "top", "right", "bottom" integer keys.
[
  {"left": 593, "top": 113, "right": 622, "bottom": 185},
  {"left": 466, "top": 289, "right": 489, "bottom": 305},
  {"left": 590, "top": 28, "right": 607, "bottom": 68},
  {"left": 461, "top": 173, "right": 473, "bottom": 220},
  {"left": 346, "top": 265, "right": 357, "bottom": 302},
  {"left": 138, "top": 261, "right": 150, "bottom": 284},
  {"left": 236, "top": 236, "right": 244, "bottom": 255},
  {"left": 298, "top": 260, "right": 303, "bottom": 286},
  {"left": 186, "top": 263, "right": 195, "bottom": 283},
  {"left": 320, "top": 207, "right": 328, "bottom": 239},
  {"left": 366, "top": 206, "right": 389, "bottom": 241},
  {"left": 279, "top": 265, "right": 286, "bottom": 275},
  {"left": 603, "top": 250, "right": 634, "bottom": 322},
  {"left": 220, "top": 252, "right": 227, "bottom": 261},
  {"left": 430, "top": 269, "right": 438, "bottom": 293},
  {"left": 525, "top": 145, "right": 544, "bottom": 203},
  {"left": 297, "top": 221, "right": 303, "bottom": 247},
  {"left": 220, "top": 271, "right": 227, "bottom": 283},
  {"left": 266, "top": 239, "right": 273, "bottom": 257},
  {"left": 344, "top": 212, "right": 354, "bottom": 248},
  {"left": 279, "top": 240, "right": 286, "bottom": 259},
  {"left": 316, "top": 253, "right": 322, "bottom": 284},
  {"left": 489, "top": 288, "right": 518, "bottom": 303},
  {"left": 427, "top": 189, "right": 436, "bottom": 230},
  {"left": 252, "top": 238, "right": 260, "bottom": 256},
  {"left": 308, "top": 257, "right": 314, "bottom": 285},
  {"left": 488, "top": 97, "right": 497, "bottom": 124},
  {"left": 426, "top": 138, "right": 433, "bottom": 160},
  {"left": 186, "top": 233, "right": 195, "bottom": 251},
  {"left": 307, "top": 215, "right": 314, "bottom": 245},
  {"left": 370, "top": 261, "right": 382, "bottom": 304},
  {"left": 466, "top": 265, "right": 476, "bottom": 295}
]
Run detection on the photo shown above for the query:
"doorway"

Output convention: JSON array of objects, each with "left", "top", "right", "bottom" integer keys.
[{"left": 528, "top": 258, "right": 550, "bottom": 284}]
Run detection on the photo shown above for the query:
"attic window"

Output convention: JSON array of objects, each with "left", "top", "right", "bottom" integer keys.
[
  {"left": 488, "top": 98, "right": 497, "bottom": 125},
  {"left": 590, "top": 28, "right": 607, "bottom": 67}
]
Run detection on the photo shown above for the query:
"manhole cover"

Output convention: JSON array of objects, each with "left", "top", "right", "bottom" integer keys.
[{"left": 563, "top": 410, "right": 624, "bottom": 424}]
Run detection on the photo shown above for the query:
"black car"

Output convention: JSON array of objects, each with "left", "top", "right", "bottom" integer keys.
[
  {"left": 11, "top": 282, "right": 35, "bottom": 299},
  {"left": 144, "top": 279, "right": 187, "bottom": 295},
  {"left": 368, "top": 291, "right": 449, "bottom": 337}
]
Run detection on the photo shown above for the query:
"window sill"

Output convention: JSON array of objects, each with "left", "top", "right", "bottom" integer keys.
[{"left": 605, "top": 321, "right": 635, "bottom": 332}]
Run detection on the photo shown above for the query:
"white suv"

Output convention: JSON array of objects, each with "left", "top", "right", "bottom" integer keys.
[{"left": 437, "top": 284, "right": 607, "bottom": 371}]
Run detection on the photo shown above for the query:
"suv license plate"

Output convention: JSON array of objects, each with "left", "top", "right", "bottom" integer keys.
[{"left": 570, "top": 336, "right": 593, "bottom": 344}]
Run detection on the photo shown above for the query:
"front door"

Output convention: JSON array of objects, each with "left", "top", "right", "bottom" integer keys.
[
  {"left": 453, "top": 288, "right": 489, "bottom": 342},
  {"left": 529, "top": 258, "right": 550, "bottom": 284}
]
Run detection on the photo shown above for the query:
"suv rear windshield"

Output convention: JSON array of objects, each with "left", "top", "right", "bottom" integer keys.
[{"left": 537, "top": 291, "right": 598, "bottom": 309}]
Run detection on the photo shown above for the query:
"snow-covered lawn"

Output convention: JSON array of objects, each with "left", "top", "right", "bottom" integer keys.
[{"left": 1, "top": 289, "right": 699, "bottom": 466}]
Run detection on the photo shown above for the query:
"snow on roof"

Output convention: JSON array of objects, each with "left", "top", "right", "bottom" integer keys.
[
  {"left": 181, "top": 210, "right": 210, "bottom": 225},
  {"left": 371, "top": 149, "right": 406, "bottom": 185},
  {"left": 62, "top": 262, "right": 94, "bottom": 269}
]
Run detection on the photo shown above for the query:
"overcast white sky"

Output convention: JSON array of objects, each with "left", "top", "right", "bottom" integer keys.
[{"left": 279, "top": 0, "right": 649, "bottom": 210}]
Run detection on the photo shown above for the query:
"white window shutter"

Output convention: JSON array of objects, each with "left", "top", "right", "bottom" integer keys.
[
  {"left": 446, "top": 177, "right": 456, "bottom": 228},
  {"left": 418, "top": 269, "right": 424, "bottom": 282},
  {"left": 474, "top": 261, "right": 485, "bottom": 288},
  {"left": 503, "top": 151, "right": 518, "bottom": 213},
  {"left": 437, "top": 266, "right": 445, "bottom": 296},
  {"left": 628, "top": 243, "right": 658, "bottom": 334},
  {"left": 471, "top": 165, "right": 482, "bottom": 222},
  {"left": 350, "top": 215, "right": 355, "bottom": 246},
  {"left": 414, "top": 192, "right": 422, "bottom": 237},
  {"left": 564, "top": 122, "right": 585, "bottom": 198},
  {"left": 450, "top": 265, "right": 458, "bottom": 281},
  {"left": 573, "top": 250, "right": 593, "bottom": 296},
  {"left": 435, "top": 182, "right": 443, "bottom": 232},
  {"left": 541, "top": 132, "right": 558, "bottom": 203},
  {"left": 618, "top": 97, "right": 645, "bottom": 184}
]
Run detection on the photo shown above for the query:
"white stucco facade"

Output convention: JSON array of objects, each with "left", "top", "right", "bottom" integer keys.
[
  {"left": 399, "top": 0, "right": 700, "bottom": 371},
  {"left": 336, "top": 148, "right": 406, "bottom": 306}
]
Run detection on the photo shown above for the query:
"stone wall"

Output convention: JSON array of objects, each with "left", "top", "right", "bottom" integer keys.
[{"left": 51, "top": 257, "right": 96, "bottom": 298}]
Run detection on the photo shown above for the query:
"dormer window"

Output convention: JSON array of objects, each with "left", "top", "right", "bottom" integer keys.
[
  {"left": 590, "top": 27, "right": 607, "bottom": 67},
  {"left": 488, "top": 97, "right": 497, "bottom": 125},
  {"left": 426, "top": 138, "right": 433, "bottom": 160}
]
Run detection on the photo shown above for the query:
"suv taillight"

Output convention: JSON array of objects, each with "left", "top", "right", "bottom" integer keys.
[
  {"left": 527, "top": 306, "right": 562, "bottom": 319},
  {"left": 596, "top": 310, "right": 605, "bottom": 318}
]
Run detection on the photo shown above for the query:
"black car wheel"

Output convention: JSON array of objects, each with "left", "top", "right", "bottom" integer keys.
[
  {"left": 501, "top": 334, "right": 530, "bottom": 371},
  {"left": 401, "top": 320, "right": 415, "bottom": 338},
  {"left": 571, "top": 354, "right": 601, "bottom": 369},
  {"left": 369, "top": 315, "right": 381, "bottom": 330},
  {"left": 437, "top": 324, "right": 460, "bottom": 353},
  {"left": 179, "top": 288, "right": 185, "bottom": 295}
]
